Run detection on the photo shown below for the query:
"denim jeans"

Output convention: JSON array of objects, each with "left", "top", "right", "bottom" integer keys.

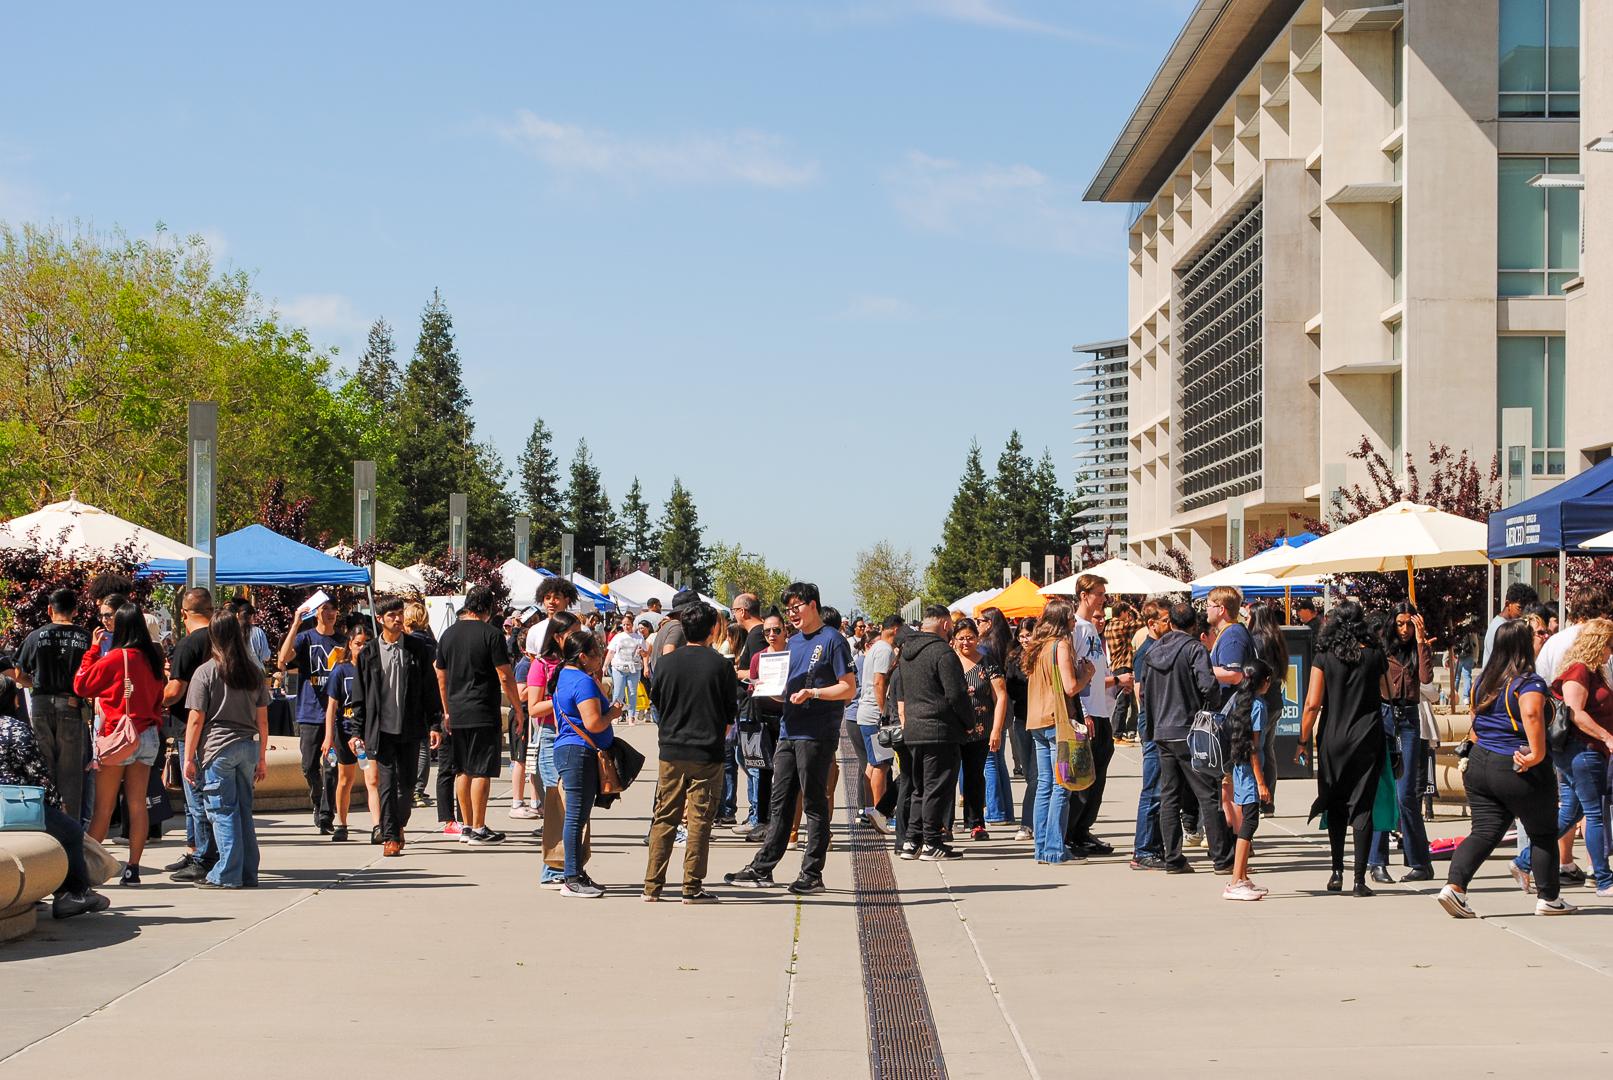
[
  {"left": 1370, "top": 706, "right": 1431, "bottom": 869},
  {"left": 177, "top": 737, "right": 216, "bottom": 865},
  {"left": 983, "top": 743, "right": 1014, "bottom": 823},
  {"left": 1015, "top": 717, "right": 1037, "bottom": 826},
  {"left": 201, "top": 739, "right": 260, "bottom": 887},
  {"left": 1527, "top": 746, "right": 1613, "bottom": 889},
  {"left": 554, "top": 742, "right": 598, "bottom": 878},
  {"left": 1133, "top": 738, "right": 1163, "bottom": 858},
  {"left": 1454, "top": 658, "right": 1475, "bottom": 706},
  {"left": 536, "top": 726, "right": 563, "bottom": 883},
  {"left": 611, "top": 668, "right": 641, "bottom": 719},
  {"left": 1030, "top": 727, "right": 1069, "bottom": 863}
]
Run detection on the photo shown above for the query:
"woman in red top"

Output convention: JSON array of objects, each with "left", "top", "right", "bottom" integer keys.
[
  {"left": 1553, "top": 618, "right": 1613, "bottom": 897},
  {"left": 74, "top": 603, "right": 167, "bottom": 886}
]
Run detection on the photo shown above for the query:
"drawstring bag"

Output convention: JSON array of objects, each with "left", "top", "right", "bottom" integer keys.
[
  {"left": 1051, "top": 655, "right": 1094, "bottom": 792},
  {"left": 94, "top": 650, "right": 141, "bottom": 767}
]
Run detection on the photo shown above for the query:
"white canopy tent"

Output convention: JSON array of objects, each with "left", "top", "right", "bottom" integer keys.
[
  {"left": 1043, "top": 557, "right": 1190, "bottom": 596},
  {"left": 604, "top": 569, "right": 728, "bottom": 613},
  {"left": 949, "top": 588, "right": 1004, "bottom": 616},
  {"left": 0, "top": 499, "right": 206, "bottom": 562},
  {"left": 1191, "top": 546, "right": 1328, "bottom": 591},
  {"left": 324, "top": 544, "right": 427, "bottom": 593}
]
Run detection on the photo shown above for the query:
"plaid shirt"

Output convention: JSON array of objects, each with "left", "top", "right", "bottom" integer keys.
[{"left": 1104, "top": 612, "right": 1140, "bottom": 672}]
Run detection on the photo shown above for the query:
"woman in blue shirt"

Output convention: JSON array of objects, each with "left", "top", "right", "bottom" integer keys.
[
  {"left": 549, "top": 629, "right": 621, "bottom": 899},
  {"left": 1438, "top": 618, "right": 1577, "bottom": 919}
]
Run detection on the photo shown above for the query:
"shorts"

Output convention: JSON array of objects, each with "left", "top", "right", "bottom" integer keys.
[
  {"left": 451, "top": 725, "right": 502, "bottom": 779},
  {"left": 128, "top": 726, "right": 160, "bottom": 767},
  {"left": 1236, "top": 801, "right": 1261, "bottom": 842},
  {"left": 509, "top": 712, "right": 530, "bottom": 762},
  {"left": 859, "top": 723, "right": 888, "bottom": 768},
  {"left": 334, "top": 731, "right": 360, "bottom": 766}
]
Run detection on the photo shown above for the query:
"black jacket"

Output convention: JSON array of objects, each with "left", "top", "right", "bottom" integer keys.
[
  {"left": 348, "top": 632, "right": 442, "bottom": 747},
  {"left": 1140, "top": 630, "right": 1217, "bottom": 742},
  {"left": 649, "top": 645, "right": 740, "bottom": 765},
  {"left": 893, "top": 631, "right": 972, "bottom": 745}
]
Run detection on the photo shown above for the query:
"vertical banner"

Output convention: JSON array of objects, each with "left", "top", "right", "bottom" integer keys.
[
  {"left": 1226, "top": 496, "right": 1245, "bottom": 564},
  {"left": 594, "top": 545, "right": 606, "bottom": 582},
  {"left": 1044, "top": 554, "right": 1055, "bottom": 585},
  {"left": 448, "top": 493, "right": 468, "bottom": 582},
  {"left": 561, "top": 533, "right": 575, "bottom": 577},
  {"left": 187, "top": 403, "right": 218, "bottom": 592},
  {"left": 352, "top": 460, "right": 376, "bottom": 548},
  {"left": 513, "top": 515, "right": 531, "bottom": 565}
]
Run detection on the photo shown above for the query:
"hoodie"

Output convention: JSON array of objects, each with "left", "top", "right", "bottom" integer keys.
[
  {"left": 893, "top": 631, "right": 974, "bottom": 745},
  {"left": 1140, "top": 630, "right": 1217, "bottom": 742}
]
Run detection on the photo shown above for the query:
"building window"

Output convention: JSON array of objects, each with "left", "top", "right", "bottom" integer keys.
[
  {"left": 1498, "top": 156, "right": 1580, "bottom": 296},
  {"left": 1497, "top": 336, "right": 1566, "bottom": 476},
  {"left": 1499, "top": 0, "right": 1579, "bottom": 118}
]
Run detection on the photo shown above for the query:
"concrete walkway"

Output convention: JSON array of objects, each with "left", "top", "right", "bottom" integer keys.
[{"left": 4, "top": 735, "right": 1612, "bottom": 1078}]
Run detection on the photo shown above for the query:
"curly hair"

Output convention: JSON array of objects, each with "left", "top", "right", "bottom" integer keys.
[
  {"left": 1314, "top": 600, "right": 1377, "bottom": 666},
  {"left": 1563, "top": 618, "right": 1613, "bottom": 677}
]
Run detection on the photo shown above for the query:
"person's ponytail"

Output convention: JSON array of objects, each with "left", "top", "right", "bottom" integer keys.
[{"left": 546, "top": 628, "right": 598, "bottom": 698}]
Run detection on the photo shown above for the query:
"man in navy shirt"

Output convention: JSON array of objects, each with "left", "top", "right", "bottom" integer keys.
[
  {"left": 1206, "top": 586, "right": 1253, "bottom": 707},
  {"left": 279, "top": 594, "right": 346, "bottom": 833},
  {"left": 726, "top": 582, "right": 856, "bottom": 895}
]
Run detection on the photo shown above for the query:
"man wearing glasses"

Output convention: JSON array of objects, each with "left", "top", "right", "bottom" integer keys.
[{"left": 726, "top": 583, "right": 856, "bottom": 895}]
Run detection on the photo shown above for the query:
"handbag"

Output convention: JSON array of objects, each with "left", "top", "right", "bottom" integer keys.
[
  {"left": 562, "top": 711, "right": 625, "bottom": 795},
  {"left": 1050, "top": 655, "right": 1094, "bottom": 792},
  {"left": 1547, "top": 698, "right": 1575, "bottom": 755},
  {"left": 162, "top": 739, "right": 184, "bottom": 791},
  {"left": 82, "top": 834, "right": 121, "bottom": 885},
  {"left": 94, "top": 649, "right": 141, "bottom": 767},
  {"left": 0, "top": 785, "right": 47, "bottom": 831}
]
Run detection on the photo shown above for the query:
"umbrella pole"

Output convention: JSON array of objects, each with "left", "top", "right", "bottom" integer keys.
[{"left": 1406, "top": 557, "right": 1417, "bottom": 608}]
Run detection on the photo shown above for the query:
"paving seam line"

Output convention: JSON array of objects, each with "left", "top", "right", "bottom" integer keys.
[{"left": 778, "top": 900, "right": 804, "bottom": 1080}]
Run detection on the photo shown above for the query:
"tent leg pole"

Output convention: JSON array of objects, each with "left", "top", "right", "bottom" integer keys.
[
  {"left": 1487, "top": 561, "right": 1495, "bottom": 624},
  {"left": 1560, "top": 548, "right": 1567, "bottom": 603}
]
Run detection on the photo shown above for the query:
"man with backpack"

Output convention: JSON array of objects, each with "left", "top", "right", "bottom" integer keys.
[{"left": 1141, "top": 601, "right": 1231, "bottom": 873}]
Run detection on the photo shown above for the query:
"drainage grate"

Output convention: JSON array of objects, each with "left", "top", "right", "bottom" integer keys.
[{"left": 839, "top": 737, "right": 949, "bottom": 1080}]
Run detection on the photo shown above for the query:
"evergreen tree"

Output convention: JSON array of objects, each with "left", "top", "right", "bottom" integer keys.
[
  {"left": 394, "top": 290, "right": 475, "bottom": 553},
  {"left": 355, "top": 317, "right": 399, "bottom": 408},
  {"left": 989, "top": 430, "right": 1040, "bottom": 576},
  {"left": 616, "top": 478, "right": 655, "bottom": 568},
  {"left": 926, "top": 442, "right": 996, "bottom": 602},
  {"left": 564, "top": 438, "right": 613, "bottom": 565},
  {"left": 517, "top": 418, "right": 565, "bottom": 568},
  {"left": 656, "top": 478, "right": 707, "bottom": 590},
  {"left": 1032, "top": 449, "right": 1088, "bottom": 564}
]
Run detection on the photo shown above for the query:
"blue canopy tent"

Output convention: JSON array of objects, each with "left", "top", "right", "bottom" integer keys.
[
  {"left": 1486, "top": 456, "right": 1613, "bottom": 596},
  {"left": 142, "top": 524, "right": 374, "bottom": 586},
  {"left": 533, "top": 568, "right": 617, "bottom": 612}
]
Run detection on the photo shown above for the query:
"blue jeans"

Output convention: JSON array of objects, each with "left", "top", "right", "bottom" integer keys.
[
  {"left": 1370, "top": 707, "right": 1431, "bottom": 869},
  {"left": 1134, "top": 738, "right": 1163, "bottom": 858},
  {"left": 1030, "top": 728, "right": 1069, "bottom": 863},
  {"left": 1454, "top": 658, "right": 1475, "bottom": 706},
  {"left": 177, "top": 737, "right": 216, "bottom": 865},
  {"left": 611, "top": 669, "right": 641, "bottom": 719},
  {"left": 536, "top": 726, "right": 563, "bottom": 884},
  {"left": 201, "top": 739, "right": 260, "bottom": 887},
  {"left": 983, "top": 744, "right": 1014, "bottom": 823},
  {"left": 1529, "top": 746, "right": 1613, "bottom": 889},
  {"left": 554, "top": 742, "right": 598, "bottom": 878}
]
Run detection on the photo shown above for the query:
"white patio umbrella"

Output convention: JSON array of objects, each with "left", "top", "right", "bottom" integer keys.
[
  {"left": 1042, "top": 557, "right": 1190, "bottom": 596},
  {"left": 1191, "top": 545, "right": 1328, "bottom": 590},
  {"left": 1269, "top": 500, "right": 1490, "bottom": 605},
  {"left": 0, "top": 499, "right": 206, "bottom": 561},
  {"left": 1580, "top": 528, "right": 1613, "bottom": 551}
]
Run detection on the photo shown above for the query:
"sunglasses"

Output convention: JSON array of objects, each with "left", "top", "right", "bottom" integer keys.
[{"left": 764, "top": 628, "right": 784, "bottom": 636}]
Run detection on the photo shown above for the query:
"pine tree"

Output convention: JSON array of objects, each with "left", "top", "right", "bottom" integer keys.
[
  {"left": 394, "top": 290, "right": 475, "bottom": 553},
  {"left": 616, "top": 478, "right": 655, "bottom": 568},
  {"left": 926, "top": 442, "right": 996, "bottom": 602},
  {"left": 989, "top": 430, "right": 1040, "bottom": 576},
  {"left": 564, "top": 438, "right": 613, "bottom": 565},
  {"left": 355, "top": 318, "right": 399, "bottom": 408},
  {"left": 656, "top": 477, "right": 707, "bottom": 590},
  {"left": 1032, "top": 449, "right": 1089, "bottom": 566},
  {"left": 517, "top": 418, "right": 565, "bottom": 568}
]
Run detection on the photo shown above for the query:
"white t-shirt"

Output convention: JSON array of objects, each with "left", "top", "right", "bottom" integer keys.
[
  {"left": 1073, "top": 616, "right": 1114, "bottom": 718},
  {"left": 607, "top": 630, "right": 645, "bottom": 673},
  {"left": 858, "top": 639, "right": 894, "bottom": 721}
]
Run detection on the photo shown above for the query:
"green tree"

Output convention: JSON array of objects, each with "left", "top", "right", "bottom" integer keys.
[
  {"left": 516, "top": 417, "right": 565, "bottom": 568},
  {"left": 708, "top": 542, "right": 792, "bottom": 609},
  {"left": 615, "top": 478, "right": 655, "bottom": 569},
  {"left": 656, "top": 477, "right": 707, "bottom": 589},
  {"left": 989, "top": 430, "right": 1040, "bottom": 573},
  {"left": 355, "top": 317, "right": 399, "bottom": 408},
  {"left": 393, "top": 290, "right": 474, "bottom": 553},
  {"left": 564, "top": 438, "right": 613, "bottom": 562},
  {"left": 926, "top": 441, "right": 997, "bottom": 602},
  {"left": 853, "top": 541, "right": 920, "bottom": 620}
]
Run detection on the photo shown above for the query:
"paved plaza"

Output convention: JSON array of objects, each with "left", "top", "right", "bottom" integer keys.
[{"left": 5, "top": 740, "right": 1613, "bottom": 1078}]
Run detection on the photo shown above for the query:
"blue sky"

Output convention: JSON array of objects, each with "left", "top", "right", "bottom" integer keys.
[{"left": 2, "top": 1, "right": 1190, "bottom": 607}]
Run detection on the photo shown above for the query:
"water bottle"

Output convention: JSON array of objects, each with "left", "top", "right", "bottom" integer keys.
[
  {"left": 355, "top": 741, "right": 369, "bottom": 769},
  {"left": 326, "top": 747, "right": 338, "bottom": 768}
]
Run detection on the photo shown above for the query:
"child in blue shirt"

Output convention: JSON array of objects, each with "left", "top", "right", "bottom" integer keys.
[{"left": 1224, "top": 658, "right": 1273, "bottom": 901}]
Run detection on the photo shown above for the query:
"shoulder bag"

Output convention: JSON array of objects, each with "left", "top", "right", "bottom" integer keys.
[
  {"left": 1051, "top": 652, "right": 1094, "bottom": 792},
  {"left": 0, "top": 784, "right": 47, "bottom": 831},
  {"left": 1546, "top": 673, "right": 1581, "bottom": 755},
  {"left": 94, "top": 650, "right": 141, "bottom": 768}
]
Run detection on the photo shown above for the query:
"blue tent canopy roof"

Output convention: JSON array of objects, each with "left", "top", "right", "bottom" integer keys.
[
  {"left": 142, "top": 524, "right": 373, "bottom": 587},
  {"left": 1487, "top": 457, "right": 1613, "bottom": 559}
]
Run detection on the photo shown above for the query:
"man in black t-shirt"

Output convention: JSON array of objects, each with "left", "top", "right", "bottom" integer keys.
[
  {"left": 434, "top": 586, "right": 523, "bottom": 846},
  {"left": 17, "top": 589, "right": 93, "bottom": 822},
  {"left": 161, "top": 588, "right": 217, "bottom": 879}
]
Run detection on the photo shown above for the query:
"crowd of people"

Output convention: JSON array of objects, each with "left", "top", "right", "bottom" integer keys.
[{"left": 4, "top": 568, "right": 1610, "bottom": 920}]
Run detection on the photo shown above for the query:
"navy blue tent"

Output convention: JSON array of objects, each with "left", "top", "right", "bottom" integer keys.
[
  {"left": 142, "top": 524, "right": 373, "bottom": 586},
  {"left": 1486, "top": 457, "right": 1613, "bottom": 560}
]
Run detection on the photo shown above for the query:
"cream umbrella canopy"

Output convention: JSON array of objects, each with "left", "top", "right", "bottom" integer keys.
[
  {"left": 1190, "top": 544, "right": 1328, "bottom": 591},
  {"left": 1268, "top": 500, "right": 1491, "bottom": 605},
  {"left": 1580, "top": 528, "right": 1613, "bottom": 551},
  {"left": 1042, "top": 557, "right": 1190, "bottom": 596},
  {"left": 0, "top": 499, "right": 206, "bottom": 561}
]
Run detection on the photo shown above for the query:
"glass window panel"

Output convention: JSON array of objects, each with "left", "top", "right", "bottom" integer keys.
[
  {"left": 1393, "top": 24, "right": 1405, "bottom": 127},
  {"left": 1393, "top": 201, "right": 1403, "bottom": 301},
  {"left": 1497, "top": 336, "right": 1546, "bottom": 449},
  {"left": 1547, "top": 185, "right": 1580, "bottom": 270},
  {"left": 1549, "top": 93, "right": 1579, "bottom": 117},
  {"left": 1500, "top": 271, "right": 1544, "bottom": 295},
  {"left": 1501, "top": 93, "right": 1548, "bottom": 117},
  {"left": 1549, "top": 451, "right": 1566, "bottom": 475},
  {"left": 1500, "top": 0, "right": 1547, "bottom": 92},
  {"left": 1548, "top": 271, "right": 1578, "bottom": 294},
  {"left": 1548, "top": 156, "right": 1581, "bottom": 175},
  {"left": 1498, "top": 158, "right": 1545, "bottom": 270},
  {"left": 1534, "top": 451, "right": 1546, "bottom": 475},
  {"left": 1547, "top": 336, "right": 1565, "bottom": 447},
  {"left": 1548, "top": 0, "right": 1580, "bottom": 91}
]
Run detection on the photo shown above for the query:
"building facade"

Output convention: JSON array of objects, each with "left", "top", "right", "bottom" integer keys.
[
  {"left": 1072, "top": 338, "right": 1130, "bottom": 551},
  {"left": 1084, "top": 0, "right": 1611, "bottom": 570}
]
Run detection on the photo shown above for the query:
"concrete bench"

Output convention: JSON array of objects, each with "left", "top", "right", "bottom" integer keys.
[{"left": 0, "top": 831, "right": 68, "bottom": 943}]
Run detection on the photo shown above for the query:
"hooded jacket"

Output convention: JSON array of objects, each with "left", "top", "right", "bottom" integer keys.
[
  {"left": 1140, "top": 630, "right": 1217, "bottom": 742},
  {"left": 893, "top": 631, "right": 973, "bottom": 745}
]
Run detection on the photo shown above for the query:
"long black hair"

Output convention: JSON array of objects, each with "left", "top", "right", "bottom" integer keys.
[
  {"left": 208, "top": 611, "right": 263, "bottom": 693},
  {"left": 1472, "top": 618, "right": 1536, "bottom": 714},
  {"left": 1314, "top": 600, "right": 1377, "bottom": 665},
  {"left": 1225, "top": 658, "right": 1273, "bottom": 766},
  {"left": 539, "top": 611, "right": 580, "bottom": 661},
  {"left": 1381, "top": 601, "right": 1419, "bottom": 666},
  {"left": 1245, "top": 604, "right": 1289, "bottom": 689},
  {"left": 977, "top": 607, "right": 1011, "bottom": 663},
  {"left": 111, "top": 603, "right": 165, "bottom": 681},
  {"left": 546, "top": 627, "right": 601, "bottom": 697}
]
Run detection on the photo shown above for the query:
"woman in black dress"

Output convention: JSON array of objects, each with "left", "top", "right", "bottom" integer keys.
[{"left": 1295, "top": 601, "right": 1386, "bottom": 896}]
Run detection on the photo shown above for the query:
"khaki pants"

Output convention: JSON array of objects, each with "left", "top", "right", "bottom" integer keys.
[{"left": 643, "top": 759, "right": 723, "bottom": 898}]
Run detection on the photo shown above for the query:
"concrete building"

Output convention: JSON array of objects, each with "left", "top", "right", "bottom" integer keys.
[
  {"left": 1072, "top": 339, "right": 1130, "bottom": 551},
  {"left": 1083, "top": 0, "right": 1613, "bottom": 570}
]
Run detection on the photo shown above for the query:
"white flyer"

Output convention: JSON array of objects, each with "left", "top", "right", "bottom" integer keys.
[{"left": 753, "top": 651, "right": 790, "bottom": 696}]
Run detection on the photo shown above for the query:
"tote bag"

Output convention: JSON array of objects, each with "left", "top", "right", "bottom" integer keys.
[{"left": 1051, "top": 656, "right": 1095, "bottom": 792}]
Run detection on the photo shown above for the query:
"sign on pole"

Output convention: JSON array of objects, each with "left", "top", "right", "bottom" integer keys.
[
  {"left": 513, "top": 515, "right": 531, "bottom": 565},
  {"left": 561, "top": 533, "right": 575, "bottom": 577},
  {"left": 1044, "top": 554, "right": 1055, "bottom": 585},
  {"left": 353, "top": 460, "right": 376, "bottom": 548},
  {"left": 187, "top": 403, "right": 218, "bottom": 592},
  {"left": 594, "top": 545, "right": 606, "bottom": 582},
  {"left": 1002, "top": 566, "right": 1011, "bottom": 587},
  {"left": 448, "top": 493, "right": 468, "bottom": 582},
  {"left": 1020, "top": 561, "right": 1031, "bottom": 581}
]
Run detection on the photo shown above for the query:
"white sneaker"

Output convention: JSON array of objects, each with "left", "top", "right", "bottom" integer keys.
[
  {"left": 1509, "top": 864, "right": 1534, "bottom": 894},
  {"left": 1222, "top": 882, "right": 1263, "bottom": 901},
  {"left": 1184, "top": 830, "right": 1205, "bottom": 850},
  {"left": 1013, "top": 826, "right": 1033, "bottom": 842},
  {"left": 865, "top": 809, "right": 893, "bottom": 835},
  {"left": 510, "top": 804, "right": 540, "bottom": 820},
  {"left": 1536, "top": 897, "right": 1578, "bottom": 916},
  {"left": 1597, "top": 884, "right": 1613, "bottom": 898},
  {"left": 1437, "top": 885, "right": 1476, "bottom": 919},
  {"left": 559, "top": 877, "right": 604, "bottom": 899},
  {"left": 1238, "top": 878, "right": 1269, "bottom": 895}
]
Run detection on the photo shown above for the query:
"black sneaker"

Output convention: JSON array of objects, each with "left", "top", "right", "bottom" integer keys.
[
  {"left": 1078, "top": 837, "right": 1115, "bottom": 856},
  {"left": 682, "top": 889, "right": 722, "bottom": 904},
  {"left": 1129, "top": 855, "right": 1167, "bottom": 871},
  {"left": 715, "top": 814, "right": 738, "bottom": 827},
  {"left": 119, "top": 865, "right": 141, "bottom": 887},
  {"left": 169, "top": 861, "right": 210, "bottom": 883},
  {"left": 898, "top": 842, "right": 919, "bottom": 861},
  {"left": 919, "top": 845, "right": 963, "bottom": 861},
  {"left": 330, "top": 825, "right": 348, "bottom": 842},
  {"left": 723, "top": 866, "right": 776, "bottom": 889},
  {"left": 1163, "top": 860, "right": 1195, "bottom": 874},
  {"left": 316, "top": 815, "right": 333, "bottom": 835},
  {"left": 788, "top": 876, "right": 826, "bottom": 896},
  {"left": 1559, "top": 864, "right": 1588, "bottom": 886},
  {"left": 370, "top": 826, "right": 383, "bottom": 845},
  {"left": 466, "top": 827, "right": 506, "bottom": 846},
  {"left": 163, "top": 854, "right": 195, "bottom": 873},
  {"left": 411, "top": 792, "right": 433, "bottom": 808}
]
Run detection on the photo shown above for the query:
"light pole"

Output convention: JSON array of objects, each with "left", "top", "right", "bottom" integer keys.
[
  {"left": 514, "top": 514, "right": 531, "bottom": 565},
  {"left": 448, "top": 493, "right": 468, "bottom": 583},
  {"left": 187, "top": 403, "right": 217, "bottom": 592},
  {"left": 353, "top": 460, "right": 376, "bottom": 548}
]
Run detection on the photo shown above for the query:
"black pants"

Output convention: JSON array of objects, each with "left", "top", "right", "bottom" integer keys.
[
  {"left": 903, "top": 742, "right": 961, "bottom": 849},
  {"left": 751, "top": 738, "right": 836, "bottom": 881},
  {"left": 889, "top": 743, "right": 913, "bottom": 842},
  {"left": 373, "top": 733, "right": 420, "bottom": 843},
  {"left": 1066, "top": 713, "right": 1115, "bottom": 845},
  {"left": 1112, "top": 682, "right": 1136, "bottom": 739},
  {"left": 435, "top": 729, "right": 460, "bottom": 822},
  {"left": 1449, "top": 744, "right": 1560, "bottom": 901},
  {"left": 1014, "top": 717, "right": 1036, "bottom": 826},
  {"left": 298, "top": 725, "right": 336, "bottom": 825},
  {"left": 959, "top": 740, "right": 988, "bottom": 830},
  {"left": 1157, "top": 739, "right": 1231, "bottom": 867}
]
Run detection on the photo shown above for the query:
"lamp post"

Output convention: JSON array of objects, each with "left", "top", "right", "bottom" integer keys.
[
  {"left": 187, "top": 403, "right": 217, "bottom": 592},
  {"left": 514, "top": 515, "right": 531, "bottom": 565},
  {"left": 594, "top": 545, "right": 606, "bottom": 582},
  {"left": 448, "top": 493, "right": 468, "bottom": 583},
  {"left": 561, "top": 533, "right": 575, "bottom": 576},
  {"left": 353, "top": 460, "right": 376, "bottom": 548}
]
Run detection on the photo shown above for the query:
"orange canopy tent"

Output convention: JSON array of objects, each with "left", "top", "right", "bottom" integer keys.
[{"left": 974, "top": 576, "right": 1047, "bottom": 619}]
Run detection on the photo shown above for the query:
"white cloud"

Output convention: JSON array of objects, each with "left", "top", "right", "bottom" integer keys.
[
  {"left": 494, "top": 110, "right": 820, "bottom": 189},
  {"left": 837, "top": 294, "right": 918, "bottom": 320},
  {"left": 884, "top": 150, "right": 1112, "bottom": 255},
  {"left": 276, "top": 293, "right": 370, "bottom": 358}
]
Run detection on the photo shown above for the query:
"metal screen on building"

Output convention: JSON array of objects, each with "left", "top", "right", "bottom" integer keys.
[{"left": 1176, "top": 200, "right": 1263, "bottom": 513}]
